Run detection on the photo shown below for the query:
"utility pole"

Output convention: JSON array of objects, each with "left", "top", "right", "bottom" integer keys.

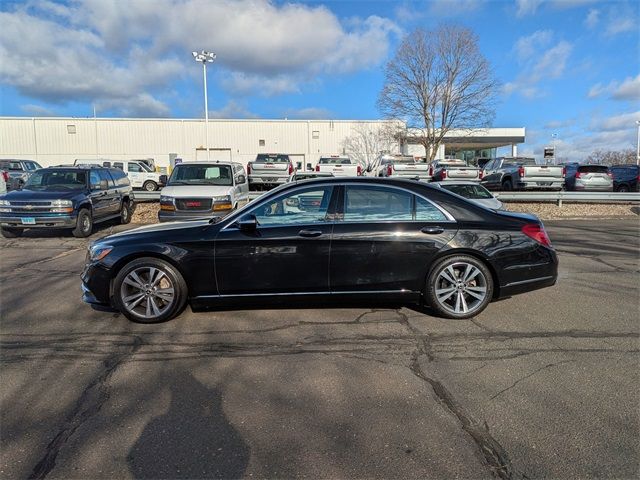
[{"left": 192, "top": 50, "right": 216, "bottom": 160}]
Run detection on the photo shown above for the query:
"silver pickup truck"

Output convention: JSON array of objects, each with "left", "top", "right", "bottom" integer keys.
[
  {"left": 431, "top": 159, "right": 480, "bottom": 182},
  {"left": 375, "top": 155, "right": 431, "bottom": 179},
  {"left": 481, "top": 157, "right": 564, "bottom": 191},
  {"left": 247, "top": 154, "right": 294, "bottom": 190}
]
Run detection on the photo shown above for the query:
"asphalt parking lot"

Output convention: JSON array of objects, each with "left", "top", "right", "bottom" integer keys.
[{"left": 1, "top": 218, "right": 638, "bottom": 479}]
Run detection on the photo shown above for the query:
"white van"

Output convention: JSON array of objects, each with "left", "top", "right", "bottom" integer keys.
[{"left": 74, "top": 159, "right": 163, "bottom": 191}]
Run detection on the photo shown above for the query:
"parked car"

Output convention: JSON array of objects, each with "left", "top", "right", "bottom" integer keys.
[
  {"left": 375, "top": 154, "right": 431, "bottom": 180},
  {"left": 610, "top": 164, "right": 639, "bottom": 192},
  {"left": 433, "top": 181, "right": 504, "bottom": 210},
  {"left": 563, "top": 164, "right": 613, "bottom": 192},
  {"left": 74, "top": 159, "right": 163, "bottom": 191},
  {"left": 481, "top": 157, "right": 564, "bottom": 191},
  {"left": 0, "top": 170, "right": 7, "bottom": 195},
  {"left": 82, "top": 177, "right": 558, "bottom": 323},
  {"left": 247, "top": 154, "right": 294, "bottom": 190},
  {"left": 288, "top": 171, "right": 334, "bottom": 182},
  {"left": 315, "top": 156, "right": 362, "bottom": 176},
  {"left": 431, "top": 159, "right": 481, "bottom": 182},
  {"left": 0, "top": 159, "right": 43, "bottom": 191},
  {"left": 0, "top": 166, "right": 133, "bottom": 238},
  {"left": 158, "top": 161, "right": 249, "bottom": 222}
]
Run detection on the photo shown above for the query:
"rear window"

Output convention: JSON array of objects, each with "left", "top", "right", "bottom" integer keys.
[
  {"left": 255, "top": 154, "right": 289, "bottom": 163},
  {"left": 319, "top": 157, "right": 352, "bottom": 165},
  {"left": 1, "top": 161, "right": 23, "bottom": 171},
  {"left": 441, "top": 184, "right": 493, "bottom": 199},
  {"left": 386, "top": 157, "right": 415, "bottom": 164},
  {"left": 578, "top": 165, "right": 609, "bottom": 174}
]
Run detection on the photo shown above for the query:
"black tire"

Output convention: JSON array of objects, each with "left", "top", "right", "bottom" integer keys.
[
  {"left": 112, "top": 257, "right": 188, "bottom": 323},
  {"left": 120, "top": 200, "right": 132, "bottom": 224},
  {"left": 501, "top": 179, "right": 513, "bottom": 191},
  {"left": 72, "top": 208, "right": 93, "bottom": 238},
  {"left": 617, "top": 185, "right": 629, "bottom": 193},
  {"left": 1, "top": 227, "right": 24, "bottom": 238},
  {"left": 425, "top": 254, "right": 494, "bottom": 319},
  {"left": 143, "top": 181, "right": 158, "bottom": 192}
]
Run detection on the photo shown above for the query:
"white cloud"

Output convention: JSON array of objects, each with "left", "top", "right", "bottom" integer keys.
[
  {"left": 603, "top": 4, "right": 639, "bottom": 36},
  {"left": 515, "top": 0, "right": 543, "bottom": 18},
  {"left": 98, "top": 94, "right": 172, "bottom": 118},
  {"left": 530, "top": 41, "right": 572, "bottom": 81},
  {"left": 584, "top": 8, "right": 599, "bottom": 28},
  {"left": 208, "top": 100, "right": 259, "bottom": 119},
  {"left": 0, "top": 0, "right": 400, "bottom": 115},
  {"left": 588, "top": 75, "right": 640, "bottom": 102},
  {"left": 282, "top": 107, "right": 333, "bottom": 119},
  {"left": 593, "top": 111, "right": 640, "bottom": 132},
  {"left": 21, "top": 104, "right": 57, "bottom": 116},
  {"left": 513, "top": 30, "right": 553, "bottom": 61}
]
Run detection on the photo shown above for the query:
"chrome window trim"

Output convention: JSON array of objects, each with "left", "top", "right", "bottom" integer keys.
[{"left": 220, "top": 181, "right": 456, "bottom": 231}]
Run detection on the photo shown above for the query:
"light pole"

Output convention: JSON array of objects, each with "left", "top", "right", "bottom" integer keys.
[
  {"left": 192, "top": 50, "right": 216, "bottom": 160},
  {"left": 636, "top": 120, "right": 640, "bottom": 166},
  {"left": 551, "top": 132, "right": 558, "bottom": 164}
]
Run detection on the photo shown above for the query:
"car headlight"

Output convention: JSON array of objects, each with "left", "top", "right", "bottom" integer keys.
[
  {"left": 0, "top": 199, "right": 10, "bottom": 212},
  {"left": 160, "top": 195, "right": 175, "bottom": 211},
  {"left": 0, "top": 200, "right": 9, "bottom": 206},
  {"left": 89, "top": 244, "right": 113, "bottom": 262},
  {"left": 212, "top": 195, "right": 232, "bottom": 211},
  {"left": 51, "top": 199, "right": 72, "bottom": 207}
]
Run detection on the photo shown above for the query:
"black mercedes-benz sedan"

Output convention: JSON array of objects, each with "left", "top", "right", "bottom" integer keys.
[{"left": 81, "top": 177, "right": 558, "bottom": 323}]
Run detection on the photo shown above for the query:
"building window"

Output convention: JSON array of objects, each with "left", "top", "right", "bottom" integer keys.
[
  {"left": 67, "top": 125, "right": 76, "bottom": 134},
  {"left": 312, "top": 130, "right": 320, "bottom": 139},
  {"left": 259, "top": 139, "right": 265, "bottom": 146}
]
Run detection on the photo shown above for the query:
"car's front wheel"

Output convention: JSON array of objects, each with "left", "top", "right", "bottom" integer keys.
[
  {"left": 72, "top": 209, "right": 93, "bottom": 238},
  {"left": 425, "top": 255, "right": 493, "bottom": 319},
  {"left": 1, "top": 227, "right": 24, "bottom": 238},
  {"left": 120, "top": 200, "right": 132, "bottom": 224},
  {"left": 112, "top": 257, "right": 187, "bottom": 323}
]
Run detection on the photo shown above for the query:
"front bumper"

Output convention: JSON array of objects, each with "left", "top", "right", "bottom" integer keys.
[
  {"left": 0, "top": 213, "right": 77, "bottom": 228},
  {"left": 81, "top": 262, "right": 113, "bottom": 305},
  {"left": 158, "top": 209, "right": 231, "bottom": 223}
]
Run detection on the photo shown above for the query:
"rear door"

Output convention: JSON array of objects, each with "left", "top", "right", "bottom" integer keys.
[
  {"left": 98, "top": 169, "right": 120, "bottom": 215},
  {"left": 329, "top": 184, "right": 457, "bottom": 295}
]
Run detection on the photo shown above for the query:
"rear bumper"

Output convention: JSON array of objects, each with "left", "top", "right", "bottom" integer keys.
[
  {"left": 574, "top": 184, "right": 613, "bottom": 192},
  {"left": 497, "top": 248, "right": 559, "bottom": 298},
  {"left": 248, "top": 175, "right": 288, "bottom": 185},
  {"left": 0, "top": 214, "right": 77, "bottom": 228},
  {"left": 517, "top": 180, "right": 564, "bottom": 190}
]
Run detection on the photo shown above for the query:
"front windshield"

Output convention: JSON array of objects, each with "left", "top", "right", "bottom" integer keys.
[
  {"left": 441, "top": 184, "right": 493, "bottom": 199},
  {"left": 168, "top": 164, "right": 233, "bottom": 186},
  {"left": 24, "top": 170, "right": 87, "bottom": 191},
  {"left": 139, "top": 163, "right": 154, "bottom": 172}
]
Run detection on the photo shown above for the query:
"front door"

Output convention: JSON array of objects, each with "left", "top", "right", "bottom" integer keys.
[
  {"left": 215, "top": 185, "right": 336, "bottom": 295},
  {"left": 329, "top": 184, "right": 457, "bottom": 294},
  {"left": 127, "top": 162, "right": 144, "bottom": 188}
]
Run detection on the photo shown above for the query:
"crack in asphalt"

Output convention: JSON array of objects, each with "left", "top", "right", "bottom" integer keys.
[
  {"left": 396, "top": 309, "right": 514, "bottom": 479},
  {"left": 489, "top": 360, "right": 576, "bottom": 401},
  {"left": 8, "top": 247, "right": 83, "bottom": 274},
  {"left": 27, "top": 335, "right": 143, "bottom": 480}
]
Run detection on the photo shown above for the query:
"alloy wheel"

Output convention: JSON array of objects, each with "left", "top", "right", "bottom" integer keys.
[
  {"left": 434, "top": 261, "right": 488, "bottom": 315},
  {"left": 120, "top": 266, "right": 175, "bottom": 319}
]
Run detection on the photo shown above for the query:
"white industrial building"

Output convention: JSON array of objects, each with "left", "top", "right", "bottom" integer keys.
[{"left": 0, "top": 117, "right": 525, "bottom": 171}]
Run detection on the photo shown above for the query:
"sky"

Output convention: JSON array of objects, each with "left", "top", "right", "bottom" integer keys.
[{"left": 0, "top": 0, "right": 638, "bottom": 160}]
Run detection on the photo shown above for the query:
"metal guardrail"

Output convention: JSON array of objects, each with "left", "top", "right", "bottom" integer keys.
[{"left": 134, "top": 190, "right": 639, "bottom": 206}]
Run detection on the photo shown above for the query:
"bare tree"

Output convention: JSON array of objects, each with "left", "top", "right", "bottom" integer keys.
[
  {"left": 586, "top": 149, "right": 635, "bottom": 165},
  {"left": 377, "top": 25, "right": 499, "bottom": 161},
  {"left": 341, "top": 121, "right": 403, "bottom": 172}
]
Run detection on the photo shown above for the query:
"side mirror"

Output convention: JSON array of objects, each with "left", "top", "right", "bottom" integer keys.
[
  {"left": 237, "top": 174, "right": 246, "bottom": 184},
  {"left": 159, "top": 174, "right": 168, "bottom": 184},
  {"left": 99, "top": 180, "right": 108, "bottom": 190},
  {"left": 238, "top": 215, "right": 258, "bottom": 232}
]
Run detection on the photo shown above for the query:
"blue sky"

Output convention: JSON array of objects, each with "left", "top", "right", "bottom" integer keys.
[{"left": 0, "top": 0, "right": 638, "bottom": 160}]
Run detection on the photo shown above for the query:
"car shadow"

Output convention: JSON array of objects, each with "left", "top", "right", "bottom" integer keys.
[{"left": 128, "top": 370, "right": 250, "bottom": 479}]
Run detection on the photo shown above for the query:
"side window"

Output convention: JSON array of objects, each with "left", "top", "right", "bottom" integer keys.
[
  {"left": 415, "top": 196, "right": 447, "bottom": 221},
  {"left": 128, "top": 162, "right": 142, "bottom": 173},
  {"left": 114, "top": 170, "right": 130, "bottom": 187},
  {"left": 247, "top": 187, "right": 333, "bottom": 227},
  {"left": 98, "top": 169, "right": 115, "bottom": 187},
  {"left": 485, "top": 160, "right": 495, "bottom": 170},
  {"left": 89, "top": 171, "right": 101, "bottom": 190},
  {"left": 113, "top": 162, "right": 124, "bottom": 170},
  {"left": 344, "top": 185, "right": 412, "bottom": 222},
  {"left": 24, "top": 162, "right": 37, "bottom": 171}
]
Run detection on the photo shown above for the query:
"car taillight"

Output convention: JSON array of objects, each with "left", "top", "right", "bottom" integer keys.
[
  {"left": 518, "top": 166, "right": 525, "bottom": 177},
  {"left": 428, "top": 165, "right": 433, "bottom": 176},
  {"left": 247, "top": 164, "right": 251, "bottom": 175},
  {"left": 522, "top": 223, "right": 552, "bottom": 248},
  {"left": 575, "top": 171, "right": 581, "bottom": 179},
  {"left": 607, "top": 171, "right": 612, "bottom": 178},
  {"left": 315, "top": 164, "right": 320, "bottom": 172},
  {"left": 288, "top": 163, "right": 294, "bottom": 175},
  {"left": 1, "top": 171, "right": 8, "bottom": 182},
  {"left": 357, "top": 165, "right": 362, "bottom": 176},
  {"left": 479, "top": 170, "right": 484, "bottom": 180},
  {"left": 387, "top": 165, "right": 393, "bottom": 176},
  {"left": 442, "top": 169, "right": 447, "bottom": 179}
]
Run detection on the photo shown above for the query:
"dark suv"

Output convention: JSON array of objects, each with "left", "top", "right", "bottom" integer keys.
[
  {"left": 610, "top": 164, "right": 639, "bottom": 192},
  {"left": 0, "top": 166, "right": 133, "bottom": 238}
]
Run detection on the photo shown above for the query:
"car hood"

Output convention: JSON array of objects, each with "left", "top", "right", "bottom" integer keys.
[
  {"left": 0, "top": 189, "right": 82, "bottom": 201},
  {"left": 160, "top": 185, "right": 234, "bottom": 197},
  {"left": 105, "top": 219, "right": 213, "bottom": 240}
]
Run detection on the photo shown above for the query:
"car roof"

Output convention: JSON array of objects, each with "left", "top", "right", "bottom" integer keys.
[
  {"left": 432, "top": 181, "right": 485, "bottom": 187},
  {"left": 173, "top": 161, "right": 234, "bottom": 165}
]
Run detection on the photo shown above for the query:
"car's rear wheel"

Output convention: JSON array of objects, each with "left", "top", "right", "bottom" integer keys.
[
  {"left": 501, "top": 179, "right": 513, "bottom": 191},
  {"left": 1, "top": 227, "right": 24, "bottom": 238},
  {"left": 425, "top": 255, "right": 493, "bottom": 319},
  {"left": 143, "top": 180, "right": 158, "bottom": 191},
  {"left": 113, "top": 257, "right": 187, "bottom": 323},
  {"left": 72, "top": 209, "right": 93, "bottom": 238},
  {"left": 617, "top": 185, "right": 629, "bottom": 192}
]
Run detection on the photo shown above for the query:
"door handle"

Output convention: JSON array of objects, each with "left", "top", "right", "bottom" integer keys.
[
  {"left": 421, "top": 226, "right": 445, "bottom": 234},
  {"left": 298, "top": 229, "right": 322, "bottom": 238}
]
